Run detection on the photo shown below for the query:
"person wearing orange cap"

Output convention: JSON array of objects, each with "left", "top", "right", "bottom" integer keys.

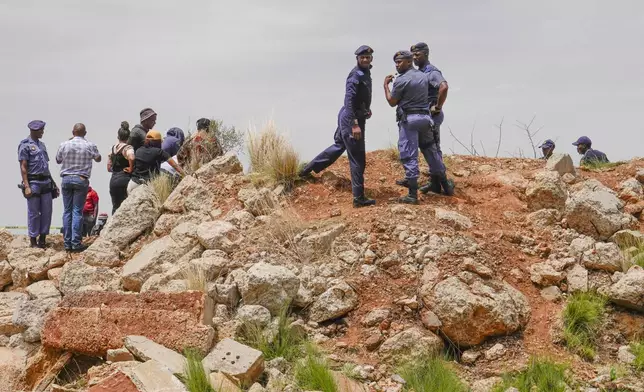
[{"left": 128, "top": 130, "right": 184, "bottom": 193}]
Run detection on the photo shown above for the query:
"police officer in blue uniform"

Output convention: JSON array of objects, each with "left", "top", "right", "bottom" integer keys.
[
  {"left": 299, "top": 45, "right": 376, "bottom": 208},
  {"left": 539, "top": 139, "right": 556, "bottom": 160},
  {"left": 410, "top": 42, "right": 454, "bottom": 196},
  {"left": 384, "top": 51, "right": 447, "bottom": 204},
  {"left": 572, "top": 136, "right": 609, "bottom": 166},
  {"left": 18, "top": 120, "right": 57, "bottom": 248}
]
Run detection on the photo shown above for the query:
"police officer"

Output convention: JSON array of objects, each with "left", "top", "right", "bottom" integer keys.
[
  {"left": 18, "top": 120, "right": 57, "bottom": 248},
  {"left": 299, "top": 45, "right": 376, "bottom": 208},
  {"left": 539, "top": 139, "right": 555, "bottom": 160},
  {"left": 409, "top": 42, "right": 454, "bottom": 196},
  {"left": 384, "top": 51, "right": 448, "bottom": 204},
  {"left": 572, "top": 136, "right": 609, "bottom": 166}
]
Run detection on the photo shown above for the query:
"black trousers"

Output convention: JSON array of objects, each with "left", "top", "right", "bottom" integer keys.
[{"left": 110, "top": 171, "right": 130, "bottom": 214}]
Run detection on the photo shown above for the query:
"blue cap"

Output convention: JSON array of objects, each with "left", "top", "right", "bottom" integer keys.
[
  {"left": 539, "top": 139, "right": 555, "bottom": 149},
  {"left": 410, "top": 42, "right": 429, "bottom": 53},
  {"left": 28, "top": 120, "right": 46, "bottom": 131},
  {"left": 572, "top": 136, "right": 592, "bottom": 146},
  {"left": 393, "top": 50, "right": 413, "bottom": 61},
  {"left": 354, "top": 45, "right": 374, "bottom": 56}
]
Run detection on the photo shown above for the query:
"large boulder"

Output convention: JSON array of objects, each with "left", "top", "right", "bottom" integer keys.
[
  {"left": 564, "top": 180, "right": 636, "bottom": 240},
  {"left": 378, "top": 327, "right": 444, "bottom": 360},
  {"left": 0, "top": 292, "right": 28, "bottom": 336},
  {"left": 308, "top": 281, "right": 359, "bottom": 323},
  {"left": 0, "top": 229, "right": 13, "bottom": 258},
  {"left": 244, "top": 188, "right": 279, "bottom": 216},
  {"left": 618, "top": 178, "right": 643, "bottom": 202},
  {"left": 7, "top": 248, "right": 66, "bottom": 286},
  {"left": 58, "top": 260, "right": 120, "bottom": 295},
  {"left": 196, "top": 221, "right": 239, "bottom": 252},
  {"left": 12, "top": 297, "right": 60, "bottom": 342},
  {"left": 0, "top": 260, "right": 13, "bottom": 288},
  {"left": 567, "top": 264, "right": 589, "bottom": 293},
  {"left": 194, "top": 153, "right": 244, "bottom": 183},
  {"left": 100, "top": 184, "right": 161, "bottom": 249},
  {"left": 163, "top": 175, "right": 214, "bottom": 214},
  {"left": 525, "top": 171, "right": 567, "bottom": 211},
  {"left": 122, "top": 225, "right": 200, "bottom": 292},
  {"left": 545, "top": 153, "right": 576, "bottom": 176},
  {"left": 582, "top": 242, "right": 624, "bottom": 272},
  {"left": 425, "top": 275, "right": 531, "bottom": 346},
  {"left": 603, "top": 266, "right": 644, "bottom": 312},
  {"left": 82, "top": 238, "right": 120, "bottom": 267},
  {"left": 42, "top": 291, "right": 215, "bottom": 356},
  {"left": 238, "top": 262, "right": 299, "bottom": 315},
  {"left": 529, "top": 262, "right": 565, "bottom": 286}
]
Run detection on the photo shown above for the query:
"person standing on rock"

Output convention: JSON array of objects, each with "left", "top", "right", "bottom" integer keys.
[
  {"left": 107, "top": 121, "right": 135, "bottom": 213},
  {"left": 129, "top": 130, "right": 184, "bottom": 193},
  {"left": 129, "top": 108, "right": 157, "bottom": 151},
  {"left": 572, "top": 136, "right": 609, "bottom": 166},
  {"left": 409, "top": 42, "right": 454, "bottom": 196},
  {"left": 18, "top": 120, "right": 58, "bottom": 248},
  {"left": 56, "top": 123, "right": 102, "bottom": 252},
  {"left": 384, "top": 51, "right": 449, "bottom": 204},
  {"left": 539, "top": 139, "right": 555, "bottom": 160},
  {"left": 298, "top": 45, "right": 376, "bottom": 208}
]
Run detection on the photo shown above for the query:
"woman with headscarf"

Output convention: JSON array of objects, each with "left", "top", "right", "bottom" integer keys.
[
  {"left": 162, "top": 127, "right": 185, "bottom": 156},
  {"left": 128, "top": 130, "right": 184, "bottom": 194},
  {"left": 107, "top": 121, "right": 135, "bottom": 213}
]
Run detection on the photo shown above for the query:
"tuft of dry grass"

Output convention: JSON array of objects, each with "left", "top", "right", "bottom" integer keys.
[
  {"left": 247, "top": 121, "right": 300, "bottom": 188},
  {"left": 264, "top": 204, "right": 307, "bottom": 262},
  {"left": 386, "top": 144, "right": 400, "bottom": 162},
  {"left": 150, "top": 173, "right": 174, "bottom": 204},
  {"left": 182, "top": 264, "right": 208, "bottom": 292}
]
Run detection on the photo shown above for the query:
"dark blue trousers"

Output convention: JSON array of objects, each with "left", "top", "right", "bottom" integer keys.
[{"left": 302, "top": 109, "right": 366, "bottom": 197}]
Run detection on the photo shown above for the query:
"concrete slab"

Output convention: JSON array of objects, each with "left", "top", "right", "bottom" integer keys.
[{"left": 202, "top": 338, "right": 264, "bottom": 385}]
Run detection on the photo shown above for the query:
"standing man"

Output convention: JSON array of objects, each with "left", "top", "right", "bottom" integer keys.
[
  {"left": 18, "top": 120, "right": 57, "bottom": 248},
  {"left": 299, "top": 46, "right": 376, "bottom": 208},
  {"left": 384, "top": 51, "right": 449, "bottom": 204},
  {"left": 572, "top": 136, "right": 609, "bottom": 166},
  {"left": 539, "top": 139, "right": 556, "bottom": 159},
  {"left": 56, "top": 123, "right": 101, "bottom": 252},
  {"left": 129, "top": 108, "right": 157, "bottom": 151},
  {"left": 410, "top": 42, "right": 454, "bottom": 195},
  {"left": 82, "top": 185, "right": 99, "bottom": 237}
]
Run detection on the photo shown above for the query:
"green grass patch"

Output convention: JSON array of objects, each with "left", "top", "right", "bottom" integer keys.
[
  {"left": 631, "top": 341, "right": 644, "bottom": 371},
  {"left": 181, "top": 348, "right": 215, "bottom": 392},
  {"left": 492, "top": 357, "right": 569, "bottom": 392},
  {"left": 295, "top": 344, "right": 338, "bottom": 392},
  {"left": 238, "top": 302, "right": 305, "bottom": 362},
  {"left": 562, "top": 291, "right": 607, "bottom": 360},
  {"left": 398, "top": 355, "right": 467, "bottom": 392},
  {"left": 581, "top": 160, "right": 626, "bottom": 171},
  {"left": 340, "top": 363, "right": 360, "bottom": 380}
]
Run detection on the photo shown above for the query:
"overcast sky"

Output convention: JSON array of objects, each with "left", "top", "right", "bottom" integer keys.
[{"left": 1, "top": 0, "right": 643, "bottom": 227}]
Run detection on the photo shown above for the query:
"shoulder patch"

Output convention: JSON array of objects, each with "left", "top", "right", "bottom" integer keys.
[{"left": 356, "top": 70, "right": 364, "bottom": 76}]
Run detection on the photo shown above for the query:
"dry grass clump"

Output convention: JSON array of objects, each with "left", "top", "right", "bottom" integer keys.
[
  {"left": 149, "top": 173, "right": 174, "bottom": 204},
  {"left": 247, "top": 121, "right": 300, "bottom": 188},
  {"left": 182, "top": 264, "right": 208, "bottom": 292}
]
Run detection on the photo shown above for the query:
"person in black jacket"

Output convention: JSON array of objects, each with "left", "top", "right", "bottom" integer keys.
[
  {"left": 128, "top": 108, "right": 157, "bottom": 151},
  {"left": 299, "top": 45, "right": 376, "bottom": 208}
]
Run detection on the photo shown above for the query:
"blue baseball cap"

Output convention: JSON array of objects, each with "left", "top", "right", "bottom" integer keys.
[
  {"left": 28, "top": 120, "right": 46, "bottom": 131},
  {"left": 572, "top": 136, "right": 592, "bottom": 146},
  {"left": 354, "top": 45, "right": 374, "bottom": 56},
  {"left": 410, "top": 42, "right": 429, "bottom": 53},
  {"left": 539, "top": 139, "right": 555, "bottom": 149}
]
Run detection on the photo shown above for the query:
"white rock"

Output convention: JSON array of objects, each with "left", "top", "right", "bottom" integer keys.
[
  {"left": 526, "top": 171, "right": 567, "bottom": 211},
  {"left": 567, "top": 264, "right": 589, "bottom": 293},
  {"left": 0, "top": 261, "right": 13, "bottom": 288},
  {"left": 582, "top": 242, "right": 624, "bottom": 272},
  {"left": 530, "top": 262, "right": 564, "bottom": 286},
  {"left": 244, "top": 188, "right": 279, "bottom": 216},
  {"left": 124, "top": 335, "right": 186, "bottom": 375},
  {"left": 58, "top": 261, "right": 120, "bottom": 295},
  {"left": 163, "top": 175, "right": 214, "bottom": 214},
  {"left": 0, "top": 293, "right": 28, "bottom": 336},
  {"left": 238, "top": 262, "right": 299, "bottom": 315},
  {"left": 605, "top": 265, "right": 644, "bottom": 312},
  {"left": 194, "top": 153, "right": 243, "bottom": 181},
  {"left": 378, "top": 328, "right": 444, "bottom": 360},
  {"left": 545, "top": 153, "right": 576, "bottom": 176},
  {"left": 435, "top": 208, "right": 473, "bottom": 230},
  {"left": 12, "top": 297, "right": 60, "bottom": 342},
  {"left": 197, "top": 221, "right": 239, "bottom": 252},
  {"left": 617, "top": 345, "right": 636, "bottom": 364},
  {"left": 236, "top": 305, "right": 271, "bottom": 327},
  {"left": 540, "top": 286, "right": 562, "bottom": 302},
  {"left": 309, "top": 281, "right": 358, "bottom": 323},
  {"left": 25, "top": 280, "right": 60, "bottom": 300}
]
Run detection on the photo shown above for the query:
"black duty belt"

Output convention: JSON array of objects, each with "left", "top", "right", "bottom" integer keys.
[
  {"left": 27, "top": 174, "right": 51, "bottom": 181},
  {"left": 404, "top": 109, "right": 430, "bottom": 115}
]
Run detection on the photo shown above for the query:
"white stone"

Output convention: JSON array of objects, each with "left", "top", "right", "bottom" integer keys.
[
  {"left": 0, "top": 293, "right": 28, "bottom": 336},
  {"left": 309, "top": 281, "right": 359, "bottom": 323},
  {"left": 238, "top": 262, "right": 299, "bottom": 315},
  {"left": 128, "top": 360, "right": 188, "bottom": 392},
  {"left": 202, "top": 338, "right": 264, "bottom": 384},
  {"left": 582, "top": 242, "right": 624, "bottom": 272},
  {"left": 526, "top": 171, "right": 567, "bottom": 211},
  {"left": 124, "top": 335, "right": 187, "bottom": 375},
  {"left": 567, "top": 264, "right": 589, "bottom": 293},
  {"left": 197, "top": 221, "right": 239, "bottom": 252},
  {"left": 435, "top": 208, "right": 473, "bottom": 230},
  {"left": 545, "top": 153, "right": 576, "bottom": 176}
]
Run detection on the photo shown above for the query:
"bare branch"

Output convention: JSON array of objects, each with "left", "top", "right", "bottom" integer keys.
[
  {"left": 469, "top": 121, "right": 479, "bottom": 156},
  {"left": 495, "top": 117, "right": 504, "bottom": 158},
  {"left": 448, "top": 125, "right": 475, "bottom": 155},
  {"left": 479, "top": 140, "right": 487, "bottom": 157},
  {"left": 515, "top": 115, "right": 542, "bottom": 159}
]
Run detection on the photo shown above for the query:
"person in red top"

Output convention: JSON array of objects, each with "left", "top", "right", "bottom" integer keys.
[{"left": 82, "top": 186, "right": 99, "bottom": 237}]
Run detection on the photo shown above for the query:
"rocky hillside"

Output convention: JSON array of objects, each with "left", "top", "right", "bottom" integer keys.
[{"left": 1, "top": 151, "right": 644, "bottom": 392}]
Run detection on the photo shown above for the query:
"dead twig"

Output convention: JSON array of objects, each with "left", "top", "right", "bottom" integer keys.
[
  {"left": 448, "top": 126, "right": 477, "bottom": 156},
  {"left": 495, "top": 117, "right": 504, "bottom": 158},
  {"left": 515, "top": 115, "right": 543, "bottom": 159}
]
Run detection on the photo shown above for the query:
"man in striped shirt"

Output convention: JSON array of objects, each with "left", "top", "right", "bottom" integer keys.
[{"left": 56, "top": 123, "right": 101, "bottom": 252}]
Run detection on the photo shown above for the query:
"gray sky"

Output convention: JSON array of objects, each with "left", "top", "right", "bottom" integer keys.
[{"left": 1, "top": 0, "right": 643, "bottom": 227}]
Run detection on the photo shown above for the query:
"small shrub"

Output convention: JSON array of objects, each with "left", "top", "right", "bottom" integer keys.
[
  {"left": 492, "top": 357, "right": 569, "bottom": 392},
  {"left": 341, "top": 363, "right": 360, "bottom": 380},
  {"left": 149, "top": 173, "right": 174, "bottom": 204},
  {"left": 631, "top": 341, "right": 644, "bottom": 371},
  {"left": 398, "top": 355, "right": 467, "bottom": 392},
  {"left": 210, "top": 119, "right": 244, "bottom": 154},
  {"left": 239, "top": 302, "right": 305, "bottom": 362},
  {"left": 247, "top": 121, "right": 300, "bottom": 188},
  {"left": 581, "top": 160, "right": 626, "bottom": 171},
  {"left": 181, "top": 348, "right": 214, "bottom": 392},
  {"left": 182, "top": 264, "right": 208, "bottom": 292},
  {"left": 295, "top": 344, "right": 337, "bottom": 392},
  {"left": 562, "top": 291, "right": 607, "bottom": 360}
]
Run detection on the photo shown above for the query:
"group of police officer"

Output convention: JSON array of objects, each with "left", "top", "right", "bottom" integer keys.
[{"left": 299, "top": 42, "right": 454, "bottom": 207}]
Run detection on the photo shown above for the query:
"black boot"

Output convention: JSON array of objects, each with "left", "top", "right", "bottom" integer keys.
[
  {"left": 419, "top": 175, "right": 442, "bottom": 194},
  {"left": 395, "top": 178, "right": 409, "bottom": 188},
  {"left": 298, "top": 169, "right": 313, "bottom": 180},
  {"left": 353, "top": 195, "right": 376, "bottom": 208},
  {"left": 37, "top": 234, "right": 47, "bottom": 249},
  {"left": 30, "top": 237, "right": 38, "bottom": 248},
  {"left": 440, "top": 175, "right": 455, "bottom": 196},
  {"left": 397, "top": 178, "right": 419, "bottom": 204}
]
